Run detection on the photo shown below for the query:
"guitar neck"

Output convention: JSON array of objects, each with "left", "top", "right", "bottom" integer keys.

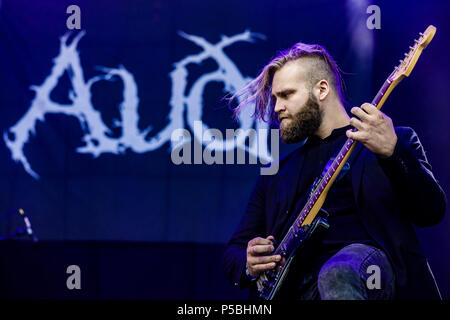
[{"left": 371, "top": 75, "right": 398, "bottom": 110}]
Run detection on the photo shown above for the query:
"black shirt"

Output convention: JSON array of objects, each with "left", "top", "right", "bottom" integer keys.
[{"left": 302, "top": 125, "right": 374, "bottom": 246}]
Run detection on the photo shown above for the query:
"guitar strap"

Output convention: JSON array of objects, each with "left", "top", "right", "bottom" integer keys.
[
  {"left": 275, "top": 141, "right": 365, "bottom": 244},
  {"left": 308, "top": 141, "right": 364, "bottom": 200}
]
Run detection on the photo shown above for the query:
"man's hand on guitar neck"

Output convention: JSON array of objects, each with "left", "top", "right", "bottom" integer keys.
[
  {"left": 246, "top": 235, "right": 282, "bottom": 278},
  {"left": 346, "top": 103, "right": 398, "bottom": 158}
]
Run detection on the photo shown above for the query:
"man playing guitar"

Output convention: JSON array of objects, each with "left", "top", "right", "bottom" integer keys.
[{"left": 222, "top": 39, "right": 446, "bottom": 300}]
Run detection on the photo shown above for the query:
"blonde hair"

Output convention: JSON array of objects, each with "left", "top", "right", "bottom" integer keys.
[{"left": 230, "top": 42, "right": 345, "bottom": 124}]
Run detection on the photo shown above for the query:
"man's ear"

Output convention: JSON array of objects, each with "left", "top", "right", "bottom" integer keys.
[{"left": 315, "top": 80, "right": 330, "bottom": 102}]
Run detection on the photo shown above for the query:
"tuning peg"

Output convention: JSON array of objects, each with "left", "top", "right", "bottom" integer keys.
[
  {"left": 409, "top": 46, "right": 415, "bottom": 50},
  {"left": 399, "top": 59, "right": 404, "bottom": 64},
  {"left": 419, "top": 32, "right": 424, "bottom": 36},
  {"left": 414, "top": 39, "right": 420, "bottom": 44}
]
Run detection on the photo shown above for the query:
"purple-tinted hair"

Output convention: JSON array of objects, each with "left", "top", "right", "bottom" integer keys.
[{"left": 231, "top": 42, "right": 346, "bottom": 124}]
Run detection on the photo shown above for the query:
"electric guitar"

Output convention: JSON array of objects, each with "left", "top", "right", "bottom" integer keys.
[{"left": 257, "top": 25, "right": 437, "bottom": 300}]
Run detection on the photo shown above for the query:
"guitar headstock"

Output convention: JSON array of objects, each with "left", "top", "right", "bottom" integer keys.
[{"left": 389, "top": 25, "right": 436, "bottom": 84}]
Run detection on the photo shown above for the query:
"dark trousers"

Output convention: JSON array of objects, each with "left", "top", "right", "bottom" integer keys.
[{"left": 294, "top": 243, "right": 395, "bottom": 300}]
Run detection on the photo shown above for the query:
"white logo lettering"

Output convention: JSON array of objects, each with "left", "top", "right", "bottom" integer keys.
[{"left": 4, "top": 30, "right": 276, "bottom": 179}]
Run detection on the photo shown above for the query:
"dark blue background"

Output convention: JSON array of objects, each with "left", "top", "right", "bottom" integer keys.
[{"left": 0, "top": 0, "right": 448, "bottom": 299}]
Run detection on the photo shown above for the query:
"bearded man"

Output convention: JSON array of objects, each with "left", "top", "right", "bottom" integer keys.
[{"left": 222, "top": 42, "right": 446, "bottom": 300}]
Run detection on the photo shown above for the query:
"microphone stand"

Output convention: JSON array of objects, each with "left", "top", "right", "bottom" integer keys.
[{"left": 0, "top": 208, "right": 38, "bottom": 242}]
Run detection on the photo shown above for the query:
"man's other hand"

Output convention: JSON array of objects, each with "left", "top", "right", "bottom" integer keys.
[{"left": 346, "top": 103, "right": 398, "bottom": 157}]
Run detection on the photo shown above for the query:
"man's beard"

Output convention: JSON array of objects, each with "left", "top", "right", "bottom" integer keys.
[{"left": 279, "top": 94, "right": 323, "bottom": 144}]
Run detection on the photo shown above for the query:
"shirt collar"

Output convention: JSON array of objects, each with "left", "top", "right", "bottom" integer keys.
[{"left": 305, "top": 124, "right": 353, "bottom": 147}]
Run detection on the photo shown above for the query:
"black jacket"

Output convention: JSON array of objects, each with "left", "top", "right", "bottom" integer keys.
[{"left": 222, "top": 127, "right": 446, "bottom": 300}]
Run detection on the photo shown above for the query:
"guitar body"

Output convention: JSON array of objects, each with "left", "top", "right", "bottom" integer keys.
[{"left": 257, "top": 213, "right": 330, "bottom": 300}]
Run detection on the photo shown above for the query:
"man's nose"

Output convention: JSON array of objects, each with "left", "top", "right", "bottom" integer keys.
[{"left": 274, "top": 101, "right": 285, "bottom": 114}]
